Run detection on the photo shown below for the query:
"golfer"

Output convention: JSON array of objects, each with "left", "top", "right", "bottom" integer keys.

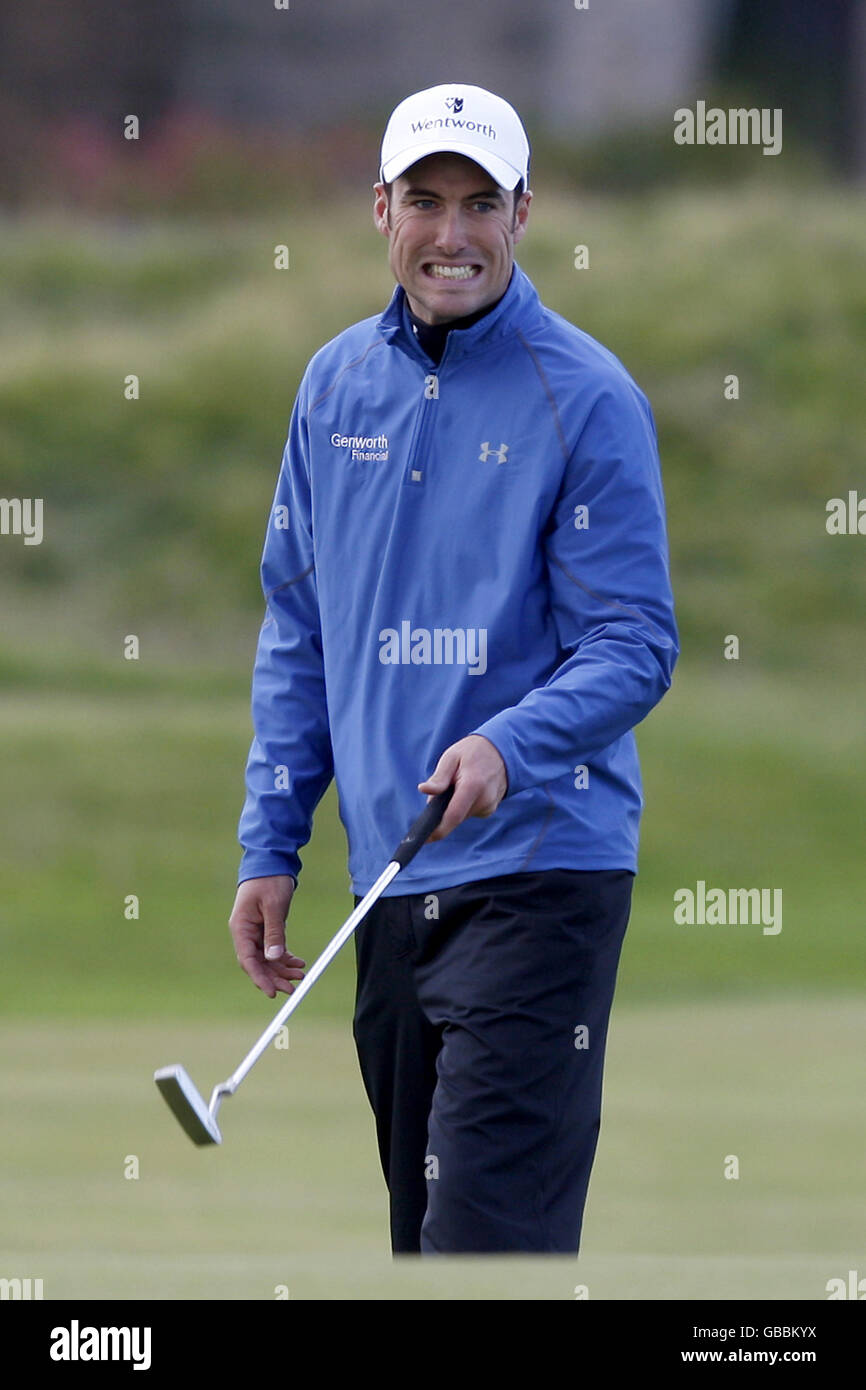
[{"left": 229, "top": 84, "right": 678, "bottom": 1254}]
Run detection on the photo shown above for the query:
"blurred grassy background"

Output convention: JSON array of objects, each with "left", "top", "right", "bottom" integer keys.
[
  {"left": 1, "top": 181, "right": 864, "bottom": 673},
  {"left": 2, "top": 1000, "right": 862, "bottom": 1299},
  {"left": 1, "top": 175, "right": 864, "bottom": 1297},
  {"left": 1, "top": 666, "right": 864, "bottom": 1022},
  {"left": 1, "top": 178, "right": 863, "bottom": 1019}
]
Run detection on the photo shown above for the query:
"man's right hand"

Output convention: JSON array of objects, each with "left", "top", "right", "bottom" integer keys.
[{"left": 228, "top": 875, "right": 305, "bottom": 999}]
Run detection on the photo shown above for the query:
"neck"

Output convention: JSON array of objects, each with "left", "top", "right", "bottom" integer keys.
[{"left": 402, "top": 272, "right": 513, "bottom": 364}]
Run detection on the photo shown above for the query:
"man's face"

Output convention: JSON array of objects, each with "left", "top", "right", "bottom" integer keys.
[{"left": 373, "top": 152, "right": 531, "bottom": 325}]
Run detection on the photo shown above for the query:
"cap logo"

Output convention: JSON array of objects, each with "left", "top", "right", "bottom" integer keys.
[{"left": 383, "top": 86, "right": 529, "bottom": 187}]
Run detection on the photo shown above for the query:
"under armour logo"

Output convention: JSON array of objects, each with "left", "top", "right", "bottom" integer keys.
[
  {"left": 445, "top": 96, "right": 464, "bottom": 113},
  {"left": 479, "top": 441, "right": 509, "bottom": 464}
]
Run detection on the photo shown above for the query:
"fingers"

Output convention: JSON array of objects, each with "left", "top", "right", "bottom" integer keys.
[
  {"left": 266, "top": 964, "right": 305, "bottom": 998},
  {"left": 263, "top": 901, "right": 287, "bottom": 961},
  {"left": 418, "top": 749, "right": 460, "bottom": 839},
  {"left": 265, "top": 952, "right": 307, "bottom": 990},
  {"left": 229, "top": 876, "right": 303, "bottom": 998},
  {"left": 234, "top": 931, "right": 306, "bottom": 999},
  {"left": 425, "top": 778, "right": 477, "bottom": 840},
  {"left": 234, "top": 931, "right": 279, "bottom": 996},
  {"left": 417, "top": 736, "right": 508, "bottom": 841}
]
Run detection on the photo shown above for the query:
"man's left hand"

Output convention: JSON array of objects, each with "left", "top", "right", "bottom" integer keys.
[{"left": 418, "top": 734, "right": 508, "bottom": 841}]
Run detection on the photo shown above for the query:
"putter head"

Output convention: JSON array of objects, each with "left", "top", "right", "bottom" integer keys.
[{"left": 154, "top": 1064, "right": 223, "bottom": 1146}]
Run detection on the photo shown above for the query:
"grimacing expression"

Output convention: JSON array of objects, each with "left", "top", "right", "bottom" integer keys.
[{"left": 373, "top": 152, "right": 532, "bottom": 325}]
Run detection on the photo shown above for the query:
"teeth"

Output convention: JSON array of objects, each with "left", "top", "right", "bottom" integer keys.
[{"left": 426, "top": 264, "right": 479, "bottom": 279}]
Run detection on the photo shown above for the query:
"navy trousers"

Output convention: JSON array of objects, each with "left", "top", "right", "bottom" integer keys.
[{"left": 351, "top": 868, "right": 634, "bottom": 1254}]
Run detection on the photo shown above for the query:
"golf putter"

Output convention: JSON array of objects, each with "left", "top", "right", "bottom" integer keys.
[{"left": 154, "top": 786, "right": 454, "bottom": 1146}]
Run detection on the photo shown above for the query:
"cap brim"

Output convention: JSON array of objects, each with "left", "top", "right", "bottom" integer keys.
[{"left": 381, "top": 141, "right": 523, "bottom": 190}]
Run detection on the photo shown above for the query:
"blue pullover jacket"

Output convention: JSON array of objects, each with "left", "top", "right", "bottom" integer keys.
[{"left": 238, "top": 263, "right": 678, "bottom": 897}]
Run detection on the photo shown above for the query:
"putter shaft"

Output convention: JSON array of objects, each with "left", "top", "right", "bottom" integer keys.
[
  {"left": 225, "top": 858, "right": 401, "bottom": 1093},
  {"left": 155, "top": 788, "right": 453, "bottom": 1144}
]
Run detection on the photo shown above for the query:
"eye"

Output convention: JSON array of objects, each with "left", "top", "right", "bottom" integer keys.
[
  {"left": 413, "top": 199, "right": 437, "bottom": 210},
  {"left": 472, "top": 201, "right": 497, "bottom": 212}
]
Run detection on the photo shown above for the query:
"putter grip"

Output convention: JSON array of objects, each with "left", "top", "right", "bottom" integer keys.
[{"left": 391, "top": 787, "right": 455, "bottom": 869}]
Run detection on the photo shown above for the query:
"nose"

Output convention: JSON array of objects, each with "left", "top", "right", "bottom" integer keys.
[{"left": 433, "top": 204, "right": 468, "bottom": 255}]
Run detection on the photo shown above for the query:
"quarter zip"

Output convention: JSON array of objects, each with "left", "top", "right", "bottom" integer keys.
[
  {"left": 399, "top": 299, "right": 500, "bottom": 489},
  {"left": 402, "top": 364, "right": 441, "bottom": 488}
]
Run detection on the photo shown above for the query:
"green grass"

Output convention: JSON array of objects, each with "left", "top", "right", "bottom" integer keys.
[
  {"left": 1, "top": 188, "right": 862, "bottom": 1300},
  {"left": 1, "top": 182, "right": 864, "bottom": 672},
  {"left": 0, "top": 1001, "right": 861, "bottom": 1299},
  {"left": 1, "top": 663, "right": 863, "bottom": 1021}
]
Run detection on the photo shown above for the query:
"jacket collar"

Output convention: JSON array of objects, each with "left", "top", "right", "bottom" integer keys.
[{"left": 376, "top": 262, "right": 542, "bottom": 364}]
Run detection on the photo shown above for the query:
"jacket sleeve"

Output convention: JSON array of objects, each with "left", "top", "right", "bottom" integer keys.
[
  {"left": 237, "top": 374, "right": 334, "bottom": 883},
  {"left": 470, "top": 374, "right": 678, "bottom": 795}
]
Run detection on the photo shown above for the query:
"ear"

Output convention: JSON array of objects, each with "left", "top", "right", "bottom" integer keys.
[
  {"left": 373, "top": 182, "right": 390, "bottom": 237},
  {"left": 512, "top": 188, "right": 532, "bottom": 245}
]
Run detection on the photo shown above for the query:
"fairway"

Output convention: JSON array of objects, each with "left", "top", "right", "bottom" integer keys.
[
  {"left": 2, "top": 667, "right": 864, "bottom": 1022},
  {"left": 1, "top": 997, "right": 861, "bottom": 1301},
  {"left": 2, "top": 181, "right": 864, "bottom": 1306}
]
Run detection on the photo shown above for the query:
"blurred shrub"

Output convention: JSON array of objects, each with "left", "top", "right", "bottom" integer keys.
[{"left": 0, "top": 180, "right": 863, "bottom": 675}]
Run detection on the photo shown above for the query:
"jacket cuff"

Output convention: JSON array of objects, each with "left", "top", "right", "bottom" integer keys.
[
  {"left": 468, "top": 717, "right": 523, "bottom": 797},
  {"left": 237, "top": 849, "right": 301, "bottom": 886}
]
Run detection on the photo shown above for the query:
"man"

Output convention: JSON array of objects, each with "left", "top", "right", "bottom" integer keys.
[{"left": 229, "top": 84, "right": 678, "bottom": 1255}]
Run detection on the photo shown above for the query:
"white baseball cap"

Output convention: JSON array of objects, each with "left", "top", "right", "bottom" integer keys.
[{"left": 379, "top": 83, "right": 530, "bottom": 192}]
